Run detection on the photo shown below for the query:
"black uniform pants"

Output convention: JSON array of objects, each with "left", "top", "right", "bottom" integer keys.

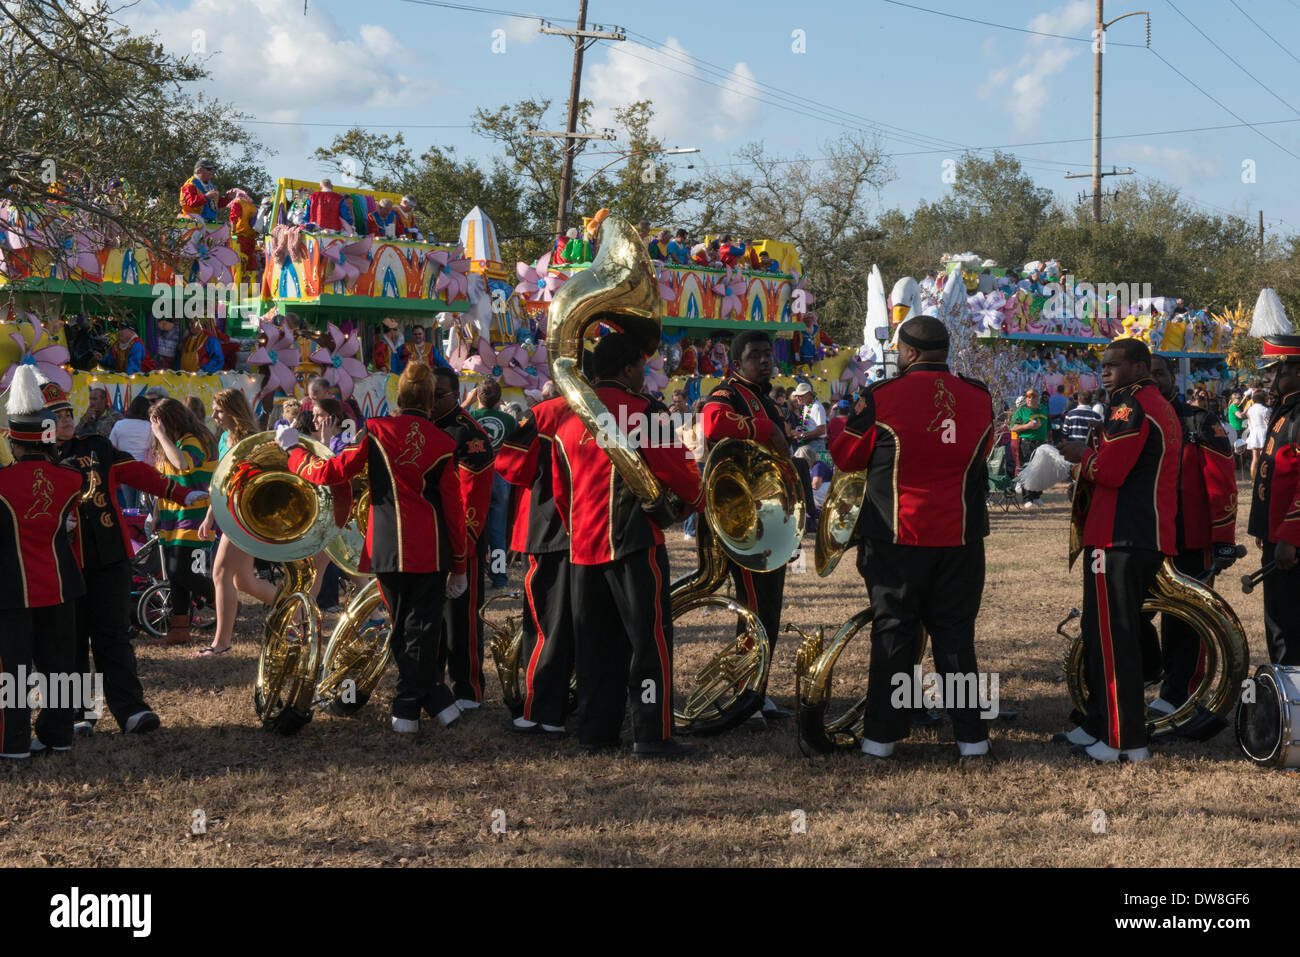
[
  {"left": 1, "top": 602, "right": 77, "bottom": 754},
  {"left": 1159, "top": 546, "right": 1213, "bottom": 705},
  {"left": 377, "top": 571, "right": 454, "bottom": 722},
  {"left": 570, "top": 545, "right": 674, "bottom": 747},
  {"left": 1081, "top": 547, "right": 1164, "bottom": 750},
  {"left": 858, "top": 539, "right": 987, "bottom": 745},
  {"left": 162, "top": 544, "right": 215, "bottom": 617},
  {"left": 1262, "top": 540, "right": 1300, "bottom": 666},
  {"left": 439, "top": 536, "right": 487, "bottom": 702},
  {"left": 521, "top": 551, "right": 574, "bottom": 726},
  {"left": 76, "top": 560, "right": 149, "bottom": 727},
  {"left": 730, "top": 560, "right": 786, "bottom": 687}
]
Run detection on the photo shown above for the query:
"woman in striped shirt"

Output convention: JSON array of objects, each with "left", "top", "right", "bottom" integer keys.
[{"left": 150, "top": 398, "right": 217, "bottom": 645}]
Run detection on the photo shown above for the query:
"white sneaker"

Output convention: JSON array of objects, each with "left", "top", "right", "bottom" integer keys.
[
  {"left": 0, "top": 751, "right": 31, "bottom": 761},
  {"left": 455, "top": 699, "right": 481, "bottom": 711},
  {"left": 860, "top": 737, "right": 896, "bottom": 758},
  {"left": 1147, "top": 697, "right": 1176, "bottom": 716},
  {"left": 29, "top": 737, "right": 70, "bottom": 754},
  {"left": 391, "top": 716, "right": 419, "bottom": 734},
  {"left": 436, "top": 703, "right": 463, "bottom": 727},
  {"left": 123, "top": 710, "right": 160, "bottom": 734}
]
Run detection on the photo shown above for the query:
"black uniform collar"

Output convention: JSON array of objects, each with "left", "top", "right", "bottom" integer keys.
[
  {"left": 901, "top": 360, "right": 950, "bottom": 375},
  {"left": 727, "top": 372, "right": 772, "bottom": 397},
  {"left": 1277, "top": 390, "right": 1300, "bottom": 411},
  {"left": 400, "top": 408, "right": 431, "bottom": 420},
  {"left": 1112, "top": 376, "right": 1155, "bottom": 398}
]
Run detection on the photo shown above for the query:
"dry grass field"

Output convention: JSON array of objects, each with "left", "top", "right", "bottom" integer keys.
[{"left": 4, "top": 481, "right": 1297, "bottom": 868}]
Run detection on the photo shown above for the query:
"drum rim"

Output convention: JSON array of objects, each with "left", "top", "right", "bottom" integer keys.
[{"left": 1237, "top": 665, "right": 1288, "bottom": 766}]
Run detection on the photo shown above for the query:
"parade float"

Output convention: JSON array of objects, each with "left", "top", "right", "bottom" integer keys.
[{"left": 874, "top": 253, "right": 1235, "bottom": 412}]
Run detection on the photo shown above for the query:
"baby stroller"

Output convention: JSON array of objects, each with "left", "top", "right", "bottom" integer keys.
[
  {"left": 123, "top": 510, "right": 215, "bottom": 638},
  {"left": 986, "top": 444, "right": 1022, "bottom": 512}
]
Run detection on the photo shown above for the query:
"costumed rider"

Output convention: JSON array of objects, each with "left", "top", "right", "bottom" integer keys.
[
  {"left": 830, "top": 316, "right": 996, "bottom": 764},
  {"left": 1247, "top": 336, "right": 1300, "bottom": 666},
  {"left": 0, "top": 366, "right": 86, "bottom": 760},
  {"left": 400, "top": 324, "right": 435, "bottom": 371},
  {"left": 699, "top": 329, "right": 796, "bottom": 724},
  {"left": 306, "top": 178, "right": 356, "bottom": 235},
  {"left": 543, "top": 332, "right": 705, "bottom": 758},
  {"left": 430, "top": 367, "right": 496, "bottom": 710},
  {"left": 112, "top": 322, "right": 147, "bottom": 374},
  {"left": 282, "top": 362, "right": 469, "bottom": 734},
  {"left": 373, "top": 318, "right": 404, "bottom": 375},
  {"left": 1148, "top": 355, "right": 1239, "bottom": 723},
  {"left": 494, "top": 390, "right": 574, "bottom": 734},
  {"left": 179, "top": 317, "right": 223, "bottom": 374},
  {"left": 53, "top": 378, "right": 207, "bottom": 735},
  {"left": 1057, "top": 337, "right": 1181, "bottom": 763},
  {"left": 368, "top": 198, "right": 405, "bottom": 239},
  {"left": 179, "top": 159, "right": 224, "bottom": 224}
]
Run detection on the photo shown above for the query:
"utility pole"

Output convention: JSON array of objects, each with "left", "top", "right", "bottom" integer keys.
[
  {"left": 1065, "top": 3, "right": 1148, "bottom": 221},
  {"left": 533, "top": 3, "right": 625, "bottom": 238}
]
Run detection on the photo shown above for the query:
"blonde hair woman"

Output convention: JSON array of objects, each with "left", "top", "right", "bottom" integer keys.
[{"left": 193, "top": 389, "right": 281, "bottom": 658}]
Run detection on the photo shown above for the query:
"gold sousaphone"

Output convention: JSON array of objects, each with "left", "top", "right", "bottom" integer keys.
[{"left": 545, "top": 215, "right": 800, "bottom": 734}]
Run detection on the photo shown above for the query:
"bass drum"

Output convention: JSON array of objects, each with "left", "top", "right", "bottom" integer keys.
[{"left": 1236, "top": 664, "right": 1300, "bottom": 769}]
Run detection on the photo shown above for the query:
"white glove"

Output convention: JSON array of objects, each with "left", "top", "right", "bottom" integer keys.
[
  {"left": 446, "top": 572, "right": 468, "bottom": 599},
  {"left": 184, "top": 490, "right": 208, "bottom": 506},
  {"left": 275, "top": 425, "right": 299, "bottom": 452}
]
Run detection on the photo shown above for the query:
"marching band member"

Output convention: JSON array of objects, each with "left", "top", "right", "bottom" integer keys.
[
  {"left": 495, "top": 393, "right": 574, "bottom": 734},
  {"left": 699, "top": 330, "right": 794, "bottom": 722},
  {"left": 1148, "top": 355, "right": 1239, "bottom": 714},
  {"left": 53, "top": 380, "right": 205, "bottom": 731},
  {"left": 0, "top": 367, "right": 85, "bottom": 760},
  {"left": 284, "top": 361, "right": 469, "bottom": 734},
  {"left": 430, "top": 366, "right": 496, "bottom": 710},
  {"left": 547, "top": 332, "right": 704, "bottom": 758},
  {"left": 1247, "top": 335, "right": 1300, "bottom": 665},
  {"left": 1058, "top": 338, "right": 1180, "bottom": 763},
  {"left": 830, "top": 316, "right": 995, "bottom": 763}
]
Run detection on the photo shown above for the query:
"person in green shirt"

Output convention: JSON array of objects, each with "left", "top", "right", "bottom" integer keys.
[
  {"left": 468, "top": 377, "right": 517, "bottom": 588},
  {"left": 1009, "top": 389, "right": 1050, "bottom": 506},
  {"left": 1227, "top": 389, "right": 1244, "bottom": 433}
]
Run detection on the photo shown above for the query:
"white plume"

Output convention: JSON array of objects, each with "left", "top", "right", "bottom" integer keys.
[
  {"left": 6, "top": 364, "right": 46, "bottom": 416},
  {"left": 1251, "top": 288, "right": 1292, "bottom": 338}
]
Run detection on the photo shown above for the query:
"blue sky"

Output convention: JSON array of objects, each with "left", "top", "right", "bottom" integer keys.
[{"left": 124, "top": 0, "right": 1300, "bottom": 243}]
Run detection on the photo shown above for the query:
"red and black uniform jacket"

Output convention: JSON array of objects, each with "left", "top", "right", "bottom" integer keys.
[
  {"left": 0, "top": 456, "right": 85, "bottom": 609},
  {"left": 495, "top": 397, "right": 570, "bottom": 556},
  {"left": 700, "top": 374, "right": 784, "bottom": 447},
  {"left": 546, "top": 382, "right": 704, "bottom": 566},
  {"left": 435, "top": 406, "right": 495, "bottom": 546},
  {"left": 1079, "top": 378, "right": 1181, "bottom": 553},
  {"left": 1168, "top": 396, "right": 1236, "bottom": 550},
  {"left": 830, "top": 361, "right": 994, "bottom": 547},
  {"left": 1249, "top": 389, "right": 1300, "bottom": 546},
  {"left": 290, "top": 411, "right": 466, "bottom": 575},
  {"left": 56, "top": 434, "right": 190, "bottom": 570}
]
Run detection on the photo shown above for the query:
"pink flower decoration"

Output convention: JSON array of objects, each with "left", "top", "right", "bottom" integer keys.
[
  {"left": 790, "top": 271, "right": 816, "bottom": 318},
  {"left": 644, "top": 352, "right": 669, "bottom": 393},
  {"left": 516, "top": 341, "right": 549, "bottom": 394},
  {"left": 494, "top": 342, "right": 532, "bottom": 388},
  {"left": 839, "top": 353, "right": 874, "bottom": 394},
  {"left": 182, "top": 223, "right": 239, "bottom": 284},
  {"left": 712, "top": 267, "right": 749, "bottom": 319},
  {"left": 247, "top": 319, "right": 302, "bottom": 400},
  {"left": 460, "top": 336, "right": 502, "bottom": 377},
  {"left": 514, "top": 252, "right": 567, "bottom": 303},
  {"left": 429, "top": 244, "right": 471, "bottom": 300},
  {"left": 320, "top": 235, "right": 373, "bottom": 289},
  {"left": 308, "top": 322, "right": 369, "bottom": 400},
  {"left": 654, "top": 263, "right": 677, "bottom": 303},
  {"left": 1, "top": 314, "right": 71, "bottom": 393}
]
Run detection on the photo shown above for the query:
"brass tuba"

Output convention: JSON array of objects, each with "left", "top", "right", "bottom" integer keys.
[
  {"left": 314, "top": 577, "right": 391, "bottom": 717},
  {"left": 814, "top": 468, "right": 867, "bottom": 576},
  {"left": 1059, "top": 558, "right": 1250, "bottom": 740},
  {"left": 324, "top": 466, "right": 372, "bottom": 577},
  {"left": 210, "top": 431, "right": 339, "bottom": 733}
]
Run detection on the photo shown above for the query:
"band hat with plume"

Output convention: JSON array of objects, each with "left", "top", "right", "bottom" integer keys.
[{"left": 5, "top": 365, "right": 56, "bottom": 443}]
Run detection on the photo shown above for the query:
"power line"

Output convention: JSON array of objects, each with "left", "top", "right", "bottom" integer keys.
[
  {"left": 879, "top": 0, "right": 1146, "bottom": 47},
  {"left": 241, "top": 120, "right": 473, "bottom": 129},
  {"left": 396, "top": 0, "right": 572, "bottom": 22},
  {"left": 1166, "top": 0, "right": 1300, "bottom": 117},
  {"left": 1228, "top": 0, "right": 1300, "bottom": 67},
  {"left": 1147, "top": 47, "right": 1300, "bottom": 163}
]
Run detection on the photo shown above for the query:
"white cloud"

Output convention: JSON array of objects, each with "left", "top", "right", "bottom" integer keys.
[
  {"left": 1110, "top": 143, "right": 1221, "bottom": 182},
  {"left": 585, "top": 36, "right": 761, "bottom": 145},
  {"left": 979, "top": 1, "right": 1092, "bottom": 129},
  {"left": 120, "top": 0, "right": 434, "bottom": 163}
]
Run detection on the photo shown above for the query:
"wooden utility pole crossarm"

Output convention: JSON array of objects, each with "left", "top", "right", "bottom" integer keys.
[{"left": 540, "top": 0, "right": 626, "bottom": 238}]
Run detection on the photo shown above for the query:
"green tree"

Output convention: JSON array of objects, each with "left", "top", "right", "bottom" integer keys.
[{"left": 311, "top": 128, "right": 413, "bottom": 191}]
